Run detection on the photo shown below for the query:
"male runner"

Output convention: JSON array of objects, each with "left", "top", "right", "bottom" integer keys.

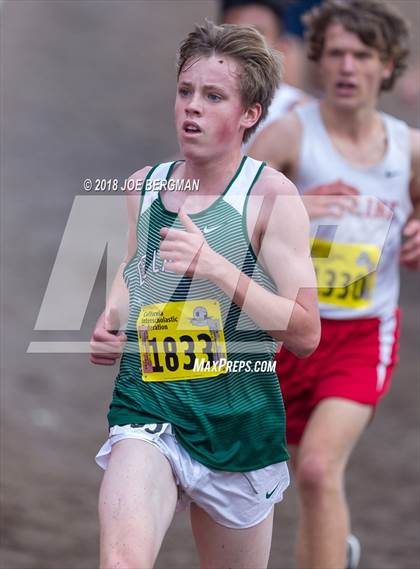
[
  {"left": 90, "top": 21, "right": 320, "bottom": 569},
  {"left": 250, "top": 1, "right": 420, "bottom": 568},
  {"left": 222, "top": 0, "right": 310, "bottom": 148}
]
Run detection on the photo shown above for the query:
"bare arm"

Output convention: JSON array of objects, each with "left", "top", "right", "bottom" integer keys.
[
  {"left": 247, "top": 112, "right": 301, "bottom": 175},
  {"left": 249, "top": 112, "right": 362, "bottom": 218},
  {"left": 212, "top": 176, "right": 320, "bottom": 357},
  {"left": 401, "top": 128, "right": 420, "bottom": 270},
  {"left": 90, "top": 166, "right": 151, "bottom": 364}
]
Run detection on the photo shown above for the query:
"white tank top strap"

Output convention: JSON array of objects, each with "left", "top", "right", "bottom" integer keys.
[
  {"left": 140, "top": 161, "right": 179, "bottom": 216},
  {"left": 223, "top": 156, "right": 265, "bottom": 216}
]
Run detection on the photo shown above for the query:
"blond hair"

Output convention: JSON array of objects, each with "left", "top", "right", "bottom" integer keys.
[{"left": 177, "top": 20, "right": 281, "bottom": 142}]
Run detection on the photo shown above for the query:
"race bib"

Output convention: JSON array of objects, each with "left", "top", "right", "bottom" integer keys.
[
  {"left": 137, "top": 299, "right": 228, "bottom": 382},
  {"left": 311, "top": 239, "right": 380, "bottom": 309}
]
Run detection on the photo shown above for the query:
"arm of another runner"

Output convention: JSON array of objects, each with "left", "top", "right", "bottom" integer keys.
[
  {"left": 89, "top": 167, "right": 151, "bottom": 365},
  {"left": 400, "top": 128, "right": 420, "bottom": 270},
  {"left": 249, "top": 111, "right": 360, "bottom": 217},
  {"left": 247, "top": 112, "right": 300, "bottom": 174}
]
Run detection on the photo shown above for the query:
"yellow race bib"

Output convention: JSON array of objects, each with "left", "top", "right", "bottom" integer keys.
[
  {"left": 137, "top": 299, "right": 228, "bottom": 382},
  {"left": 311, "top": 239, "right": 380, "bottom": 309}
]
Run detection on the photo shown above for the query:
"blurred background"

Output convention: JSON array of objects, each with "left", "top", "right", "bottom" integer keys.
[{"left": 1, "top": 1, "right": 419, "bottom": 568}]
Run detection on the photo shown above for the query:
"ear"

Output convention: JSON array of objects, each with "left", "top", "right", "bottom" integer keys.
[
  {"left": 382, "top": 59, "right": 394, "bottom": 81},
  {"left": 241, "top": 103, "right": 262, "bottom": 130}
]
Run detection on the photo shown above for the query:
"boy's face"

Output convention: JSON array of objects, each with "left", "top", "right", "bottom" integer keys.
[
  {"left": 175, "top": 55, "right": 259, "bottom": 160},
  {"left": 319, "top": 23, "right": 393, "bottom": 111}
]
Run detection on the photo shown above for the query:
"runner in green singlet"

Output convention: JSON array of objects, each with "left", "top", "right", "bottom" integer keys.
[{"left": 90, "top": 20, "right": 320, "bottom": 569}]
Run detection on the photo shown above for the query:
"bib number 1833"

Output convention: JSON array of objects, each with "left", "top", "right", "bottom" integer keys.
[{"left": 137, "top": 300, "right": 228, "bottom": 382}]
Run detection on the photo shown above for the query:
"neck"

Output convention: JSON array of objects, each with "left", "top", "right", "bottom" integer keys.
[
  {"left": 320, "top": 99, "right": 379, "bottom": 141},
  {"left": 182, "top": 148, "right": 243, "bottom": 194}
]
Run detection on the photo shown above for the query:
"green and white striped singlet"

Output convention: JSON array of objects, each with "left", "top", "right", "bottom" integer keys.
[{"left": 108, "top": 156, "right": 289, "bottom": 471}]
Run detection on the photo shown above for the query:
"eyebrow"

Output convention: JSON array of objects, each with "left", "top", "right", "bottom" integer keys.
[
  {"left": 327, "top": 45, "right": 373, "bottom": 53},
  {"left": 178, "top": 81, "right": 227, "bottom": 91}
]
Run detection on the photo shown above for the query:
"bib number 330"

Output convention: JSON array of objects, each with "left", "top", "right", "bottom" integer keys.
[{"left": 311, "top": 239, "right": 381, "bottom": 309}]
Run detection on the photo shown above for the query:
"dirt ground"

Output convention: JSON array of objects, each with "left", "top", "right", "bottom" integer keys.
[{"left": 1, "top": 2, "right": 419, "bottom": 568}]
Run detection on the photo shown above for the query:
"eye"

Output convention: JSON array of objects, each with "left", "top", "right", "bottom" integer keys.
[
  {"left": 208, "top": 92, "right": 222, "bottom": 102},
  {"left": 356, "top": 52, "right": 371, "bottom": 60},
  {"left": 178, "top": 87, "right": 191, "bottom": 97}
]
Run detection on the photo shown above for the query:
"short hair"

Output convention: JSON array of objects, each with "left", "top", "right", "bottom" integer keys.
[
  {"left": 221, "top": 0, "right": 284, "bottom": 35},
  {"left": 303, "top": 0, "right": 410, "bottom": 91},
  {"left": 177, "top": 20, "right": 281, "bottom": 142}
]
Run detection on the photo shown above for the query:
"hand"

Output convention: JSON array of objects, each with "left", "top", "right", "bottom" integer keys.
[
  {"left": 303, "top": 180, "right": 359, "bottom": 218},
  {"left": 90, "top": 307, "right": 127, "bottom": 365},
  {"left": 400, "top": 218, "right": 420, "bottom": 270},
  {"left": 159, "top": 207, "right": 221, "bottom": 279}
]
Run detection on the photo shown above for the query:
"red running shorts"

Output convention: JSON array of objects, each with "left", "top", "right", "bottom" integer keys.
[{"left": 276, "top": 311, "right": 400, "bottom": 445}]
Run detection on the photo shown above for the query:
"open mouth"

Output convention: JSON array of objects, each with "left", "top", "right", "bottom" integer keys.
[
  {"left": 335, "top": 81, "right": 357, "bottom": 95},
  {"left": 183, "top": 121, "right": 202, "bottom": 135}
]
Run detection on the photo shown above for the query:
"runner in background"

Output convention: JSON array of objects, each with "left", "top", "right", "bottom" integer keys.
[
  {"left": 282, "top": 0, "right": 323, "bottom": 94},
  {"left": 249, "top": 1, "right": 420, "bottom": 568}
]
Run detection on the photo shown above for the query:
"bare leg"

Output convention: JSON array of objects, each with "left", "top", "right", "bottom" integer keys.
[
  {"left": 293, "top": 398, "right": 372, "bottom": 569},
  {"left": 191, "top": 502, "right": 274, "bottom": 569},
  {"left": 99, "top": 439, "right": 178, "bottom": 569}
]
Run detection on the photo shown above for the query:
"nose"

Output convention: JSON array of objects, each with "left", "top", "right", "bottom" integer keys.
[
  {"left": 341, "top": 53, "right": 355, "bottom": 74},
  {"left": 185, "top": 92, "right": 202, "bottom": 116}
]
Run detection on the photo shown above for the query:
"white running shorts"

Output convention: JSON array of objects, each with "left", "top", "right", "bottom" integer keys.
[{"left": 96, "top": 422, "right": 290, "bottom": 529}]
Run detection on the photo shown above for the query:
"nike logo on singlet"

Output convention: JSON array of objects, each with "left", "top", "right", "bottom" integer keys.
[{"left": 203, "top": 225, "right": 221, "bottom": 235}]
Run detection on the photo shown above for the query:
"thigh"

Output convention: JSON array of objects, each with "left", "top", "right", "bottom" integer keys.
[
  {"left": 298, "top": 398, "right": 372, "bottom": 475},
  {"left": 99, "top": 438, "right": 178, "bottom": 568},
  {"left": 190, "top": 502, "right": 274, "bottom": 569}
]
